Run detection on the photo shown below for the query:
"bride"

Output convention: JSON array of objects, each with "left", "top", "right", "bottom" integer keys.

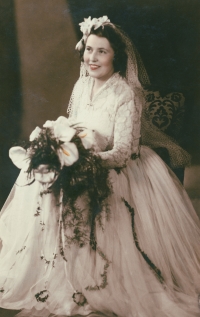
[{"left": 0, "top": 15, "right": 200, "bottom": 317}]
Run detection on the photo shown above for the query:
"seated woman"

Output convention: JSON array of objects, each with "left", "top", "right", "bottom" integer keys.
[{"left": 0, "top": 16, "right": 200, "bottom": 317}]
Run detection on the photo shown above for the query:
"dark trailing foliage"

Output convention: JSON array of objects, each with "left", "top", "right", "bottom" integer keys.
[
  {"left": 19, "top": 128, "right": 112, "bottom": 219},
  {"left": 122, "top": 197, "right": 165, "bottom": 285}
]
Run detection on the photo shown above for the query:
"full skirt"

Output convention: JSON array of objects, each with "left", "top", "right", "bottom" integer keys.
[{"left": 0, "top": 146, "right": 200, "bottom": 317}]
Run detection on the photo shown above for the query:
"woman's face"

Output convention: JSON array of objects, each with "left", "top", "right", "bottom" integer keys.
[{"left": 83, "top": 34, "right": 115, "bottom": 82}]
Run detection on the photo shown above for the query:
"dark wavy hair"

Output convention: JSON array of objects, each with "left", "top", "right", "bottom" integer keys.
[{"left": 79, "top": 24, "right": 128, "bottom": 77}]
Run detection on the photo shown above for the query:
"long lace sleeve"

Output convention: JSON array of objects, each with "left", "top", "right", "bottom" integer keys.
[{"left": 99, "top": 95, "right": 141, "bottom": 169}]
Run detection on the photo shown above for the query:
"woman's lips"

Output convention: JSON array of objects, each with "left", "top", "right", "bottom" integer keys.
[{"left": 89, "top": 64, "right": 100, "bottom": 70}]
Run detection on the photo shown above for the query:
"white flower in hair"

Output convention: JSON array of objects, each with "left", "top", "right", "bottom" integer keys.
[
  {"left": 76, "top": 16, "right": 96, "bottom": 50},
  {"left": 94, "top": 16, "right": 110, "bottom": 30},
  {"left": 76, "top": 15, "right": 111, "bottom": 51},
  {"left": 79, "top": 16, "right": 97, "bottom": 35}
]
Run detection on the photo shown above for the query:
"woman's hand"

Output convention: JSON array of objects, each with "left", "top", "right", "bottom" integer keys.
[{"left": 72, "top": 123, "right": 107, "bottom": 152}]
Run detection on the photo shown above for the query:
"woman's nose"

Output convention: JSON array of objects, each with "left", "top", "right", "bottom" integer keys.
[{"left": 90, "top": 51, "right": 98, "bottom": 61}]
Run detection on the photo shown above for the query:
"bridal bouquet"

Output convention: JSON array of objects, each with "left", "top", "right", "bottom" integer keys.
[{"left": 9, "top": 116, "right": 111, "bottom": 213}]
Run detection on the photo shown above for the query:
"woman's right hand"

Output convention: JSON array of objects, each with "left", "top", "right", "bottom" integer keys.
[{"left": 78, "top": 128, "right": 106, "bottom": 152}]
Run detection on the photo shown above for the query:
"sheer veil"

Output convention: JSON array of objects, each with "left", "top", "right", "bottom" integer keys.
[
  {"left": 68, "top": 16, "right": 190, "bottom": 168},
  {"left": 118, "top": 28, "right": 191, "bottom": 168}
]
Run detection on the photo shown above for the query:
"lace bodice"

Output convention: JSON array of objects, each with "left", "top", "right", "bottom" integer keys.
[{"left": 68, "top": 73, "right": 141, "bottom": 168}]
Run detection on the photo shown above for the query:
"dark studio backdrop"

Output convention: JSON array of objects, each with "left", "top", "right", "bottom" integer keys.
[{"left": 0, "top": 0, "right": 199, "bottom": 209}]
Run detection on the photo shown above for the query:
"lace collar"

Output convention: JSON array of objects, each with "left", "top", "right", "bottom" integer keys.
[{"left": 87, "top": 72, "right": 121, "bottom": 107}]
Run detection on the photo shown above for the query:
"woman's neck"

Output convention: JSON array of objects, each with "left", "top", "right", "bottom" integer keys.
[
  {"left": 92, "top": 80, "right": 103, "bottom": 97},
  {"left": 91, "top": 76, "right": 113, "bottom": 99}
]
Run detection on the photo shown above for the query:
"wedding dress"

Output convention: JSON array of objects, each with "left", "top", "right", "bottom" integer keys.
[{"left": 0, "top": 73, "right": 200, "bottom": 317}]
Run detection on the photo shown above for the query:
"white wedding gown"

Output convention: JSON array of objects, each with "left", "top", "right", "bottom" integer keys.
[{"left": 0, "top": 73, "right": 200, "bottom": 317}]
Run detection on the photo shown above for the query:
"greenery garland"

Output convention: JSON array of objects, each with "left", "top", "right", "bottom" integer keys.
[
  {"left": 35, "top": 290, "right": 49, "bottom": 303},
  {"left": 19, "top": 127, "right": 112, "bottom": 252},
  {"left": 72, "top": 291, "right": 88, "bottom": 306},
  {"left": 55, "top": 135, "right": 111, "bottom": 217},
  {"left": 122, "top": 197, "right": 165, "bottom": 285}
]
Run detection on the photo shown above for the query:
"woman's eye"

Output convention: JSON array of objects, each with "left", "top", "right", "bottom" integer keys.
[
  {"left": 86, "top": 47, "right": 91, "bottom": 52},
  {"left": 99, "top": 50, "right": 106, "bottom": 54}
]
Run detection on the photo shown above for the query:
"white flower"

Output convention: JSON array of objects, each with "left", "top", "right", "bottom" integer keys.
[
  {"left": 53, "top": 116, "right": 79, "bottom": 167},
  {"left": 77, "top": 128, "right": 106, "bottom": 152},
  {"left": 43, "top": 116, "right": 79, "bottom": 167},
  {"left": 79, "top": 16, "right": 97, "bottom": 36},
  {"left": 75, "top": 39, "right": 84, "bottom": 51},
  {"left": 29, "top": 126, "right": 42, "bottom": 141},
  {"left": 57, "top": 143, "right": 79, "bottom": 167},
  {"left": 94, "top": 16, "right": 110, "bottom": 30},
  {"left": 53, "top": 116, "right": 75, "bottom": 142},
  {"left": 78, "top": 129, "right": 96, "bottom": 150},
  {"left": 43, "top": 120, "right": 55, "bottom": 128},
  {"left": 9, "top": 146, "right": 30, "bottom": 169}
]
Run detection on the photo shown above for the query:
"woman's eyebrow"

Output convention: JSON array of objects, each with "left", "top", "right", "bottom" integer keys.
[{"left": 86, "top": 45, "right": 108, "bottom": 51}]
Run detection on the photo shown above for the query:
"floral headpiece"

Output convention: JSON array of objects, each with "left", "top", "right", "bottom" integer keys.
[{"left": 75, "top": 16, "right": 113, "bottom": 51}]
